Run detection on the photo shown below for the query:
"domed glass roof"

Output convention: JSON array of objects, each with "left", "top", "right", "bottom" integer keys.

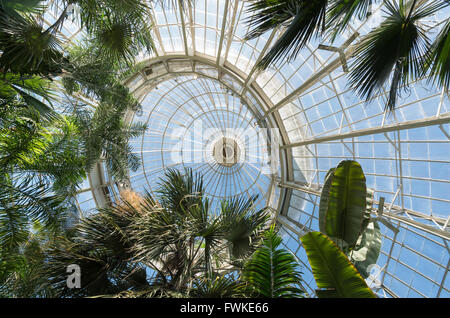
[{"left": 45, "top": 0, "right": 450, "bottom": 298}]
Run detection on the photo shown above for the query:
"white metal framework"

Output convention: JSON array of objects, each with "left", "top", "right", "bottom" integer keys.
[{"left": 41, "top": 0, "right": 450, "bottom": 298}]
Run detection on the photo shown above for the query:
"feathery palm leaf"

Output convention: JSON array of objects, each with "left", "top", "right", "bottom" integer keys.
[
  {"left": 0, "top": 73, "right": 59, "bottom": 121},
  {"left": 241, "top": 226, "right": 304, "bottom": 298},
  {"left": 0, "top": 174, "right": 67, "bottom": 249}
]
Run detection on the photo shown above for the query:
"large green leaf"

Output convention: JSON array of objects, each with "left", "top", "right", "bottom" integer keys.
[
  {"left": 320, "top": 160, "right": 367, "bottom": 249},
  {"left": 318, "top": 167, "right": 335, "bottom": 234},
  {"left": 300, "top": 231, "right": 376, "bottom": 298}
]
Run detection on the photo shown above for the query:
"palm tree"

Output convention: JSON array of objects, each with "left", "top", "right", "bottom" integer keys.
[
  {"left": 48, "top": 0, "right": 155, "bottom": 64},
  {"left": 37, "top": 168, "right": 270, "bottom": 297},
  {"left": 0, "top": 2, "right": 66, "bottom": 77},
  {"left": 424, "top": 19, "right": 450, "bottom": 91},
  {"left": 0, "top": 108, "right": 86, "bottom": 250},
  {"left": 245, "top": 0, "right": 448, "bottom": 111},
  {"left": 245, "top": 0, "right": 328, "bottom": 70},
  {"left": 348, "top": 0, "right": 446, "bottom": 111}
]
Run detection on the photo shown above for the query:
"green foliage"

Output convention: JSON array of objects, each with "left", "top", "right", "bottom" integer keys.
[
  {"left": 51, "top": 0, "right": 154, "bottom": 64},
  {"left": 326, "top": 0, "right": 376, "bottom": 42},
  {"left": 60, "top": 44, "right": 147, "bottom": 181},
  {"left": 0, "top": 73, "right": 59, "bottom": 121},
  {"left": 0, "top": 4, "right": 66, "bottom": 77},
  {"left": 244, "top": 0, "right": 448, "bottom": 109},
  {"left": 348, "top": 0, "right": 446, "bottom": 111},
  {"left": 37, "top": 169, "right": 272, "bottom": 297},
  {"left": 348, "top": 220, "right": 381, "bottom": 278},
  {"left": 318, "top": 160, "right": 368, "bottom": 249},
  {"left": 300, "top": 231, "right": 376, "bottom": 298},
  {"left": 44, "top": 210, "right": 149, "bottom": 297},
  {"left": 241, "top": 226, "right": 304, "bottom": 298},
  {"left": 220, "top": 195, "right": 270, "bottom": 259},
  {"left": 424, "top": 19, "right": 450, "bottom": 91},
  {"left": 191, "top": 275, "right": 242, "bottom": 298},
  {"left": 0, "top": 106, "right": 86, "bottom": 254},
  {"left": 318, "top": 160, "right": 381, "bottom": 278},
  {"left": 245, "top": 0, "right": 328, "bottom": 69}
]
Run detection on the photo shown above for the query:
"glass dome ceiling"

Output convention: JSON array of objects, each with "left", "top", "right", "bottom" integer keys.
[{"left": 43, "top": 0, "right": 450, "bottom": 298}]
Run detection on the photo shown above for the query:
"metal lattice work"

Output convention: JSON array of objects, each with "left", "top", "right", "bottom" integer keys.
[{"left": 41, "top": 0, "right": 450, "bottom": 298}]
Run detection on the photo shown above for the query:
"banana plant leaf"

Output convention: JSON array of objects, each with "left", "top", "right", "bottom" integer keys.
[
  {"left": 319, "top": 160, "right": 367, "bottom": 249},
  {"left": 300, "top": 231, "right": 376, "bottom": 298},
  {"left": 349, "top": 220, "right": 382, "bottom": 279},
  {"left": 319, "top": 168, "right": 335, "bottom": 234}
]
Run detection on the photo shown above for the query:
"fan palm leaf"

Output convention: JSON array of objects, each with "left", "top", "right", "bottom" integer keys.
[
  {"left": 0, "top": 9, "right": 65, "bottom": 77},
  {"left": 220, "top": 195, "right": 270, "bottom": 259},
  {"left": 245, "top": 0, "right": 328, "bottom": 69},
  {"left": 424, "top": 18, "right": 450, "bottom": 91},
  {"left": 348, "top": 0, "right": 446, "bottom": 111},
  {"left": 156, "top": 168, "right": 204, "bottom": 215},
  {"left": 326, "top": 0, "right": 376, "bottom": 42}
]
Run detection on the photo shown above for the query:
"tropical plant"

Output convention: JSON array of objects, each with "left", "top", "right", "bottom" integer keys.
[
  {"left": 0, "top": 232, "right": 57, "bottom": 298},
  {"left": 245, "top": 0, "right": 328, "bottom": 70},
  {"left": 0, "top": 73, "right": 59, "bottom": 121},
  {"left": 37, "top": 168, "right": 270, "bottom": 297},
  {"left": 326, "top": 0, "right": 377, "bottom": 42},
  {"left": 0, "top": 1, "right": 66, "bottom": 77},
  {"left": 424, "top": 19, "right": 450, "bottom": 91},
  {"left": 48, "top": 0, "right": 155, "bottom": 64},
  {"left": 240, "top": 226, "right": 304, "bottom": 298},
  {"left": 318, "top": 160, "right": 381, "bottom": 278},
  {"left": 348, "top": 219, "right": 382, "bottom": 278},
  {"left": 191, "top": 275, "right": 242, "bottom": 298},
  {"left": 318, "top": 160, "right": 369, "bottom": 250},
  {"left": 245, "top": 0, "right": 449, "bottom": 110},
  {"left": 348, "top": 0, "right": 447, "bottom": 111},
  {"left": 300, "top": 231, "right": 376, "bottom": 298},
  {"left": 0, "top": 107, "right": 86, "bottom": 249}
]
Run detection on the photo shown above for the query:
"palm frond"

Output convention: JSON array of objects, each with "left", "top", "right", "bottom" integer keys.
[
  {"left": 192, "top": 275, "right": 242, "bottom": 298},
  {"left": 0, "top": 73, "right": 59, "bottom": 121},
  {"left": 156, "top": 168, "right": 204, "bottom": 214},
  {"left": 241, "top": 226, "right": 304, "bottom": 298},
  {"left": 424, "top": 18, "right": 450, "bottom": 91},
  {"left": 348, "top": 0, "right": 445, "bottom": 111},
  {"left": 0, "top": 10, "right": 65, "bottom": 77},
  {"left": 326, "top": 0, "right": 375, "bottom": 42},
  {"left": 220, "top": 194, "right": 270, "bottom": 259},
  {"left": 245, "top": 0, "right": 328, "bottom": 69}
]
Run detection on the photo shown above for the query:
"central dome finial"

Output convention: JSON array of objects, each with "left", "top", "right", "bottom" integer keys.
[{"left": 212, "top": 137, "right": 240, "bottom": 167}]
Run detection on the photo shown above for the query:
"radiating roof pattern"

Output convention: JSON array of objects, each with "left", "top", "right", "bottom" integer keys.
[{"left": 40, "top": 0, "right": 450, "bottom": 298}]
